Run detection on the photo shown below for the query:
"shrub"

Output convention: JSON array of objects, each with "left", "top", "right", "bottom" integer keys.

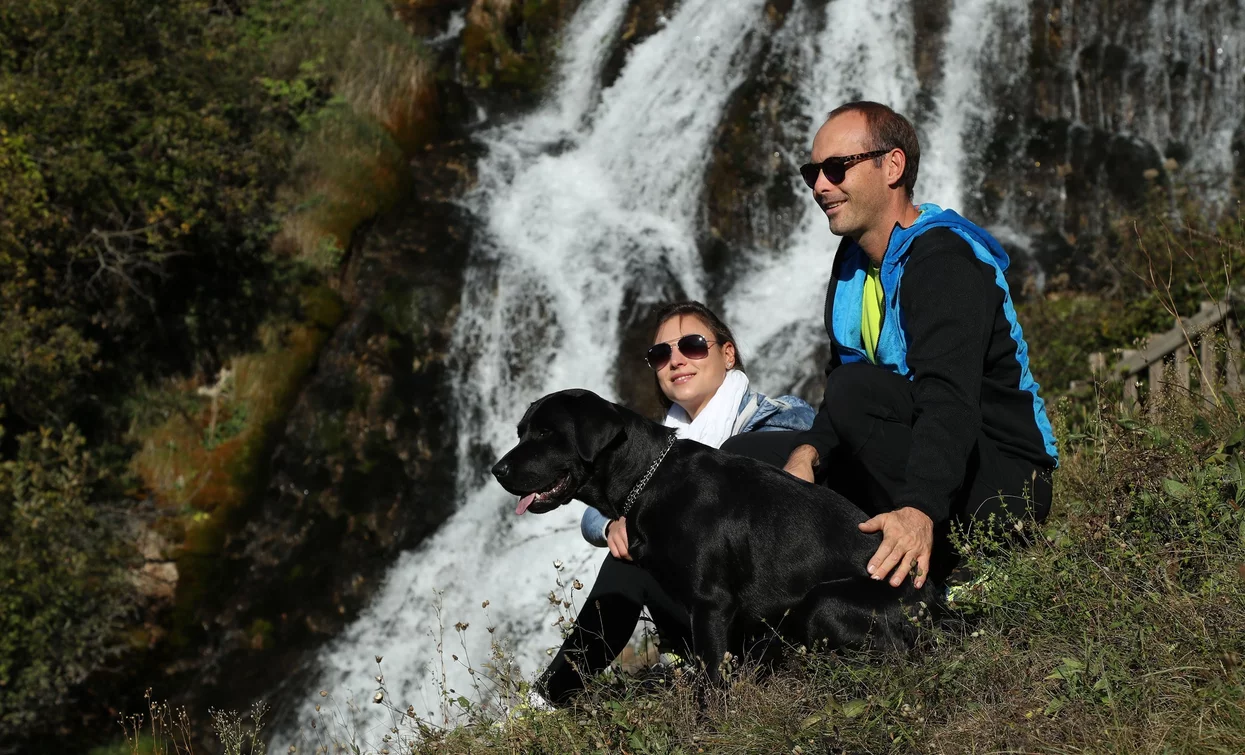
[{"left": 0, "top": 423, "right": 133, "bottom": 737}]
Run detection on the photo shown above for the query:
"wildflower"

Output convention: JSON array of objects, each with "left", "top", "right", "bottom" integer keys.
[
  {"left": 373, "top": 691, "right": 384, "bottom": 704},
  {"left": 482, "top": 600, "right": 490, "bottom": 609},
  {"left": 375, "top": 655, "right": 383, "bottom": 663},
  {"left": 548, "top": 591, "right": 559, "bottom": 605},
  {"left": 554, "top": 559, "right": 564, "bottom": 570},
  {"left": 572, "top": 579, "right": 583, "bottom": 590},
  {"left": 452, "top": 654, "right": 458, "bottom": 661},
  {"left": 455, "top": 621, "right": 469, "bottom": 631},
  {"left": 375, "top": 674, "right": 383, "bottom": 683},
  {"left": 319, "top": 690, "right": 328, "bottom": 697}
]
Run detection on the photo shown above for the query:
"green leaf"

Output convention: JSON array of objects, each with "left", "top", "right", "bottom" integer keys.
[
  {"left": 799, "top": 713, "right": 823, "bottom": 730},
  {"left": 1220, "top": 423, "right": 1245, "bottom": 453},
  {"left": 1163, "top": 478, "right": 1193, "bottom": 500},
  {"left": 1046, "top": 657, "right": 1085, "bottom": 681},
  {"left": 841, "top": 699, "right": 868, "bottom": 718}
]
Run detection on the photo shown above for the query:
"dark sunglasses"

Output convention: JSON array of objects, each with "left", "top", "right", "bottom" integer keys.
[
  {"left": 799, "top": 149, "right": 892, "bottom": 188},
  {"left": 645, "top": 334, "right": 718, "bottom": 371}
]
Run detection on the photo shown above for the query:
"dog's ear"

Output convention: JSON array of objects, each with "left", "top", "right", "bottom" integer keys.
[{"left": 568, "top": 392, "right": 626, "bottom": 463}]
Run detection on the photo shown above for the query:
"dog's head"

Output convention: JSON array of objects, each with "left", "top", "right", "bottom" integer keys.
[{"left": 491, "top": 389, "right": 626, "bottom": 515}]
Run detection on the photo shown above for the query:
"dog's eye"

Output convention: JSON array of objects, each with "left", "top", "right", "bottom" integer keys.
[{"left": 529, "top": 427, "right": 550, "bottom": 439}]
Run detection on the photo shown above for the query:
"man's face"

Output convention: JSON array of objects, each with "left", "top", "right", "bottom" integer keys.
[{"left": 808, "top": 112, "right": 891, "bottom": 238}]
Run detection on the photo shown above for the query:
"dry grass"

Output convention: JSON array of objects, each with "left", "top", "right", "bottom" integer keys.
[
  {"left": 271, "top": 0, "right": 440, "bottom": 267},
  {"left": 393, "top": 393, "right": 1245, "bottom": 755},
  {"left": 130, "top": 288, "right": 342, "bottom": 543},
  {"left": 114, "top": 381, "right": 1245, "bottom": 754}
]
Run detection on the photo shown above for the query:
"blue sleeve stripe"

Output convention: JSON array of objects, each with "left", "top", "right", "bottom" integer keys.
[{"left": 953, "top": 229, "right": 1060, "bottom": 465}]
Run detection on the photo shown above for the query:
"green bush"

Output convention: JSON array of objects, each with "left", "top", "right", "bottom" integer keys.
[
  {"left": 0, "top": 423, "right": 133, "bottom": 737},
  {"left": 0, "top": 0, "right": 299, "bottom": 436}
]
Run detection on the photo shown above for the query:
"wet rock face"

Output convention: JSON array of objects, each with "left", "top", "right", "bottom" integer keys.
[
  {"left": 699, "top": 0, "right": 806, "bottom": 298},
  {"left": 461, "top": 0, "right": 584, "bottom": 111},
  {"left": 696, "top": 0, "right": 1241, "bottom": 303},
  {"left": 975, "top": 0, "right": 1244, "bottom": 283},
  {"left": 600, "top": 0, "right": 683, "bottom": 91}
]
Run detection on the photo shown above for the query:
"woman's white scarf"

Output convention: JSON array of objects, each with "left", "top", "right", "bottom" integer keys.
[{"left": 662, "top": 369, "right": 752, "bottom": 449}]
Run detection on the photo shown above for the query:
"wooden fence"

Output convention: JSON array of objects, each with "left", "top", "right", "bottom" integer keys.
[{"left": 1084, "top": 298, "right": 1243, "bottom": 416}]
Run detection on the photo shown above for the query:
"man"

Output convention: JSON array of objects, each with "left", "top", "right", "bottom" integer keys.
[{"left": 724, "top": 101, "right": 1058, "bottom": 590}]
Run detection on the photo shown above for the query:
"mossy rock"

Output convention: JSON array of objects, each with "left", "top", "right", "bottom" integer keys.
[{"left": 461, "top": 0, "right": 582, "bottom": 107}]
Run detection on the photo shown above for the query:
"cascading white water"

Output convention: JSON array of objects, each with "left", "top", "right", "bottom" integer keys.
[
  {"left": 1132, "top": 0, "right": 1242, "bottom": 207},
  {"left": 725, "top": 0, "right": 920, "bottom": 393},
  {"left": 920, "top": 0, "right": 1031, "bottom": 212},
  {"left": 277, "top": 0, "right": 1243, "bottom": 745},
  {"left": 281, "top": 0, "right": 769, "bottom": 741}
]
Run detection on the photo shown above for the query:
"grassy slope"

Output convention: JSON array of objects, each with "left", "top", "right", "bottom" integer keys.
[{"left": 392, "top": 393, "right": 1245, "bottom": 755}]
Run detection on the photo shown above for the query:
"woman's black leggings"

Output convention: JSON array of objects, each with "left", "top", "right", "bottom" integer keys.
[{"left": 538, "top": 554, "right": 692, "bottom": 703}]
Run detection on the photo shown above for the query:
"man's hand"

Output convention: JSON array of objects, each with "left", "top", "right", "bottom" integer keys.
[
  {"left": 606, "top": 517, "right": 631, "bottom": 561},
  {"left": 784, "top": 444, "right": 820, "bottom": 483},
  {"left": 859, "top": 507, "right": 933, "bottom": 588}
]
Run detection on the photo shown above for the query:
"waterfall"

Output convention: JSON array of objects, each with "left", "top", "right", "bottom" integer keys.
[
  {"left": 725, "top": 0, "right": 919, "bottom": 395},
  {"left": 283, "top": 0, "right": 770, "bottom": 740},
  {"left": 276, "top": 0, "right": 1243, "bottom": 745}
]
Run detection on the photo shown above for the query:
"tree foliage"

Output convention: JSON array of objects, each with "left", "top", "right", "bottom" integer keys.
[
  {"left": 0, "top": 423, "right": 133, "bottom": 737},
  {"left": 0, "top": 0, "right": 299, "bottom": 436}
]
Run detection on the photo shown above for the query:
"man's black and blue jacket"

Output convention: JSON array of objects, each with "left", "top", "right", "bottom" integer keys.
[{"left": 804, "top": 203, "right": 1059, "bottom": 524}]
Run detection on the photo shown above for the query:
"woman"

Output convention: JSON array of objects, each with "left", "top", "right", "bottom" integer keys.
[{"left": 538, "top": 301, "right": 813, "bottom": 704}]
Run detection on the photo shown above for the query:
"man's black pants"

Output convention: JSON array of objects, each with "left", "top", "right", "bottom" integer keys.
[
  {"left": 539, "top": 554, "right": 692, "bottom": 704},
  {"left": 722, "top": 362, "right": 1053, "bottom": 580}
]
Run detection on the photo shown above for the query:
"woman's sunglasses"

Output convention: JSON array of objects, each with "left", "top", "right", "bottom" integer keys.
[
  {"left": 799, "top": 149, "right": 891, "bottom": 188},
  {"left": 645, "top": 334, "right": 718, "bottom": 371}
]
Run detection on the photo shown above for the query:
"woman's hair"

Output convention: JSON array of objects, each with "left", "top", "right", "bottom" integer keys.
[{"left": 650, "top": 300, "right": 745, "bottom": 410}]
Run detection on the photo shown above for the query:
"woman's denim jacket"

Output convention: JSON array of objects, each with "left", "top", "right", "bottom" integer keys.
[{"left": 579, "top": 389, "right": 815, "bottom": 546}]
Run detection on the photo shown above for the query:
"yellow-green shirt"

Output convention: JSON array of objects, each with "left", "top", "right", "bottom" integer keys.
[{"left": 861, "top": 264, "right": 884, "bottom": 364}]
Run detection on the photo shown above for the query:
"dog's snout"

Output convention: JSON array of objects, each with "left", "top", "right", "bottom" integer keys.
[{"left": 491, "top": 459, "right": 510, "bottom": 480}]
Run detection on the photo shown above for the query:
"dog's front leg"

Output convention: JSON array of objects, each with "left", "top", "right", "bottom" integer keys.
[{"left": 690, "top": 600, "right": 737, "bottom": 683}]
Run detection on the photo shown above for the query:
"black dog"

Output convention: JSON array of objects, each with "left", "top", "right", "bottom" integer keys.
[{"left": 491, "top": 389, "right": 930, "bottom": 679}]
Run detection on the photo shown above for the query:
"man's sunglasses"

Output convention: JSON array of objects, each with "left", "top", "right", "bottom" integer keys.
[
  {"left": 799, "top": 149, "right": 892, "bottom": 188},
  {"left": 645, "top": 334, "right": 718, "bottom": 371}
]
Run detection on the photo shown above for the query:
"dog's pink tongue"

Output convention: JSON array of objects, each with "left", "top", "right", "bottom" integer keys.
[{"left": 516, "top": 493, "right": 538, "bottom": 515}]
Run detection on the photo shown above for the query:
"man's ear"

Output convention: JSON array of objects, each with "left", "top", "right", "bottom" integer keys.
[
  {"left": 884, "top": 148, "right": 907, "bottom": 190},
  {"left": 569, "top": 392, "right": 626, "bottom": 463}
]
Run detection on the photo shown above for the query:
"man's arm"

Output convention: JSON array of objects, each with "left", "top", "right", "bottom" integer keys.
[
  {"left": 861, "top": 238, "right": 993, "bottom": 588},
  {"left": 890, "top": 244, "right": 992, "bottom": 523}
]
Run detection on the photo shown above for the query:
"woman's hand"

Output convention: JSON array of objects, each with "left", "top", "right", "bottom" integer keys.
[
  {"left": 607, "top": 517, "right": 631, "bottom": 561},
  {"left": 784, "top": 444, "right": 819, "bottom": 483}
]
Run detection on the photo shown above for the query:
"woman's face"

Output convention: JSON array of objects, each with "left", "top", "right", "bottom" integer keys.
[{"left": 652, "top": 314, "right": 736, "bottom": 420}]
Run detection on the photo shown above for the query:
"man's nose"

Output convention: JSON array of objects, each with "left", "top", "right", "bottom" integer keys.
[
  {"left": 491, "top": 459, "right": 510, "bottom": 479},
  {"left": 813, "top": 169, "right": 835, "bottom": 194}
]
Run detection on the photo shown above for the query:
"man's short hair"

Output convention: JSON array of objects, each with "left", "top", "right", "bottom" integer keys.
[{"left": 825, "top": 101, "right": 920, "bottom": 198}]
